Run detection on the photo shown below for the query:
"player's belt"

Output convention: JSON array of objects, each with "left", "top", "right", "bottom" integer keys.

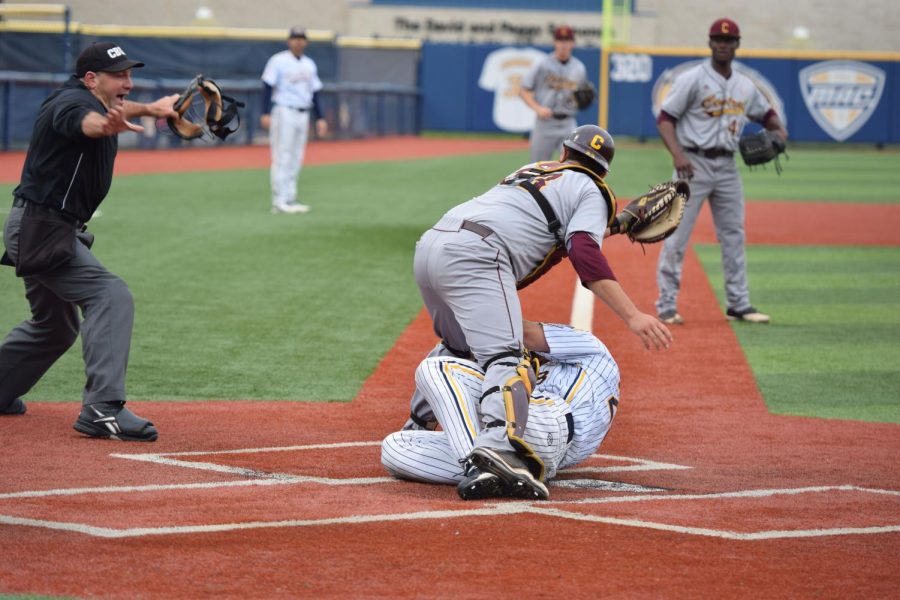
[
  {"left": 277, "top": 104, "right": 309, "bottom": 112},
  {"left": 685, "top": 147, "right": 734, "bottom": 158},
  {"left": 460, "top": 220, "right": 494, "bottom": 238},
  {"left": 552, "top": 112, "right": 574, "bottom": 120}
]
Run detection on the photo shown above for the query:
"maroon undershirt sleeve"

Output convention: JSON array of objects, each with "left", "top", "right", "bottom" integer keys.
[
  {"left": 656, "top": 110, "right": 678, "bottom": 125},
  {"left": 568, "top": 231, "right": 616, "bottom": 285}
]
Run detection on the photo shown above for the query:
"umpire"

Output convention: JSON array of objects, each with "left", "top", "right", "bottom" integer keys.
[{"left": 0, "top": 42, "right": 178, "bottom": 440}]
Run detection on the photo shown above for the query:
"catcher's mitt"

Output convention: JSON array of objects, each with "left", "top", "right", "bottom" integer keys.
[
  {"left": 573, "top": 80, "right": 596, "bottom": 111},
  {"left": 609, "top": 180, "right": 690, "bottom": 244},
  {"left": 739, "top": 130, "right": 787, "bottom": 174},
  {"left": 167, "top": 75, "right": 245, "bottom": 141}
]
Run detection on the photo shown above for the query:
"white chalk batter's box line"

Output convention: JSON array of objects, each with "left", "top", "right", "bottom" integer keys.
[{"left": 1, "top": 441, "right": 898, "bottom": 540}]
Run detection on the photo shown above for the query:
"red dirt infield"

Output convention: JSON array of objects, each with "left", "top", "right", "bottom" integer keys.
[{"left": 1, "top": 138, "right": 898, "bottom": 599}]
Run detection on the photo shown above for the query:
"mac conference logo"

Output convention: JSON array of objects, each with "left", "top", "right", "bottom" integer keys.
[
  {"left": 651, "top": 60, "right": 785, "bottom": 125},
  {"left": 799, "top": 60, "right": 885, "bottom": 141}
]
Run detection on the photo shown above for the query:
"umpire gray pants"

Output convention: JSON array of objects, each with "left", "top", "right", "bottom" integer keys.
[
  {"left": 655, "top": 154, "right": 752, "bottom": 316},
  {"left": 0, "top": 206, "right": 134, "bottom": 406},
  {"left": 414, "top": 216, "right": 523, "bottom": 453}
]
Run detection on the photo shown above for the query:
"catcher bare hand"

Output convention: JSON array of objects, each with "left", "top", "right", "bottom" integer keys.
[
  {"left": 609, "top": 180, "right": 690, "bottom": 244},
  {"left": 739, "top": 130, "right": 787, "bottom": 174},
  {"left": 167, "top": 75, "right": 245, "bottom": 141},
  {"left": 573, "top": 81, "right": 596, "bottom": 111}
]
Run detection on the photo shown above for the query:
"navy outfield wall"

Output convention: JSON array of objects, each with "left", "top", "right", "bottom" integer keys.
[
  {"left": 420, "top": 43, "right": 900, "bottom": 144},
  {"left": 420, "top": 42, "right": 600, "bottom": 133}
]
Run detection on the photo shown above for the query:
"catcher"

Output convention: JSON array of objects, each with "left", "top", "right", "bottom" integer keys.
[
  {"left": 409, "top": 124, "right": 677, "bottom": 501},
  {"left": 167, "top": 75, "right": 244, "bottom": 141}
]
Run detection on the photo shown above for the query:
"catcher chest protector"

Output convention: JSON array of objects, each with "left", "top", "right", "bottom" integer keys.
[{"left": 501, "top": 160, "right": 617, "bottom": 289}]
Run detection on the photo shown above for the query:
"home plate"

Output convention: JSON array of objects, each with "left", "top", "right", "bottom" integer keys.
[{"left": 552, "top": 479, "right": 666, "bottom": 492}]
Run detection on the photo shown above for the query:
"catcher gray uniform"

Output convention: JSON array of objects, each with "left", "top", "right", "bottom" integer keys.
[
  {"left": 520, "top": 25, "right": 587, "bottom": 162},
  {"left": 414, "top": 162, "right": 612, "bottom": 457},
  {"left": 655, "top": 17, "right": 786, "bottom": 324}
]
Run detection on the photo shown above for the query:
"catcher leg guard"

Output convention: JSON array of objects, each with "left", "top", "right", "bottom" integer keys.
[{"left": 481, "top": 353, "right": 546, "bottom": 483}]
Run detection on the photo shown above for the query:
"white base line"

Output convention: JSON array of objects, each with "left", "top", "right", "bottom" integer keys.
[
  {"left": 1, "top": 449, "right": 679, "bottom": 500},
  {"left": 0, "top": 504, "right": 530, "bottom": 539},
  {"left": 2, "top": 485, "right": 898, "bottom": 540},
  {"left": 521, "top": 505, "right": 900, "bottom": 541},
  {"left": 569, "top": 279, "right": 594, "bottom": 331}
]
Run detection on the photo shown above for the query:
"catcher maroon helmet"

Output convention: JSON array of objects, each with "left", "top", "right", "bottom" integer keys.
[{"left": 562, "top": 125, "right": 615, "bottom": 174}]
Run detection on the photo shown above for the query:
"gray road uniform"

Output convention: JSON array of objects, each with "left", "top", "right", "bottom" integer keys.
[
  {"left": 522, "top": 53, "right": 588, "bottom": 162},
  {"left": 413, "top": 162, "right": 615, "bottom": 455},
  {"left": 655, "top": 61, "right": 773, "bottom": 316}
]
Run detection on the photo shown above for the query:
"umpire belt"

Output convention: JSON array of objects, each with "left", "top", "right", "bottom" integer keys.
[
  {"left": 12, "top": 197, "right": 84, "bottom": 229},
  {"left": 684, "top": 147, "right": 734, "bottom": 159}
]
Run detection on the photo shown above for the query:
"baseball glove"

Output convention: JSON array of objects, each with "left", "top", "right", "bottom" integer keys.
[
  {"left": 167, "top": 75, "right": 245, "bottom": 141},
  {"left": 609, "top": 180, "right": 690, "bottom": 244},
  {"left": 573, "top": 80, "right": 596, "bottom": 111},
  {"left": 739, "top": 130, "right": 787, "bottom": 174}
]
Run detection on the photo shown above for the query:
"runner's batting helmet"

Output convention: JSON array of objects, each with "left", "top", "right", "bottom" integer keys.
[{"left": 562, "top": 125, "right": 615, "bottom": 175}]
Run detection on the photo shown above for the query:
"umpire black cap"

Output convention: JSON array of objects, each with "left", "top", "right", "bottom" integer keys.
[
  {"left": 563, "top": 125, "right": 615, "bottom": 175},
  {"left": 75, "top": 42, "right": 144, "bottom": 77}
]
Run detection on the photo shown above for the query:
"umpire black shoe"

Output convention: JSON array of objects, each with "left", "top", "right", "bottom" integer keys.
[
  {"left": 466, "top": 447, "right": 549, "bottom": 500},
  {"left": 74, "top": 402, "right": 158, "bottom": 442},
  {"left": 0, "top": 398, "right": 26, "bottom": 416}
]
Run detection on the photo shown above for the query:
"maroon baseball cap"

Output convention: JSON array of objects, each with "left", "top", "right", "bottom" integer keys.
[
  {"left": 709, "top": 18, "right": 740, "bottom": 39},
  {"left": 553, "top": 25, "right": 575, "bottom": 41},
  {"left": 75, "top": 42, "right": 144, "bottom": 77}
]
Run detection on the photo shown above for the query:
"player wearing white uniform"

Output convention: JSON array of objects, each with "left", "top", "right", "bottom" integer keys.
[
  {"left": 519, "top": 25, "right": 588, "bottom": 162},
  {"left": 412, "top": 125, "right": 670, "bottom": 500},
  {"left": 260, "top": 26, "right": 328, "bottom": 214},
  {"left": 382, "top": 321, "right": 620, "bottom": 498},
  {"left": 655, "top": 18, "right": 787, "bottom": 325}
]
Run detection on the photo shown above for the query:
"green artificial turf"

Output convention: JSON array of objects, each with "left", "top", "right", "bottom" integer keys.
[
  {"left": 609, "top": 140, "right": 900, "bottom": 203},
  {"left": 0, "top": 150, "right": 528, "bottom": 402},
  {"left": 696, "top": 245, "right": 900, "bottom": 423}
]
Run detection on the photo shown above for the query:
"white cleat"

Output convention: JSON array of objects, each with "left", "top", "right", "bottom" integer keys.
[{"left": 271, "top": 202, "right": 310, "bottom": 215}]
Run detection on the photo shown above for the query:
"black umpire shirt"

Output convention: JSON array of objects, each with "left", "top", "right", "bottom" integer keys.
[{"left": 13, "top": 76, "right": 117, "bottom": 223}]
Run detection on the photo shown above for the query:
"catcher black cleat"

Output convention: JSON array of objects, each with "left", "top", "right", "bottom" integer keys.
[
  {"left": 457, "top": 462, "right": 510, "bottom": 500},
  {"left": 466, "top": 447, "right": 549, "bottom": 500},
  {"left": 74, "top": 402, "right": 158, "bottom": 442}
]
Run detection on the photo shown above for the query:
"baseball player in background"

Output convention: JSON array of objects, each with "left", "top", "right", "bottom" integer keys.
[
  {"left": 260, "top": 26, "right": 328, "bottom": 214},
  {"left": 411, "top": 124, "right": 671, "bottom": 500},
  {"left": 383, "top": 320, "right": 620, "bottom": 499},
  {"left": 655, "top": 18, "right": 788, "bottom": 325},
  {"left": 519, "top": 25, "right": 589, "bottom": 162}
]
